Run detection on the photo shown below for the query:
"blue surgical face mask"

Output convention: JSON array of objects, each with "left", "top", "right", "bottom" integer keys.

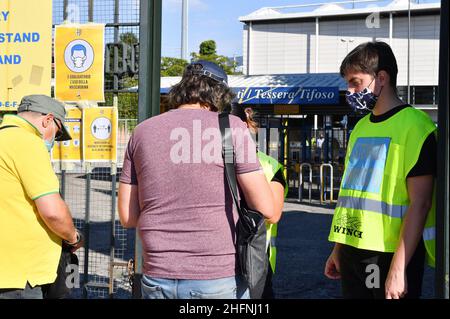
[
  {"left": 44, "top": 121, "right": 56, "bottom": 153},
  {"left": 345, "top": 78, "right": 382, "bottom": 113}
]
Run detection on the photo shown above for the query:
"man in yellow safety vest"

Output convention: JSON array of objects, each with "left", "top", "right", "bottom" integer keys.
[{"left": 324, "top": 41, "right": 436, "bottom": 299}]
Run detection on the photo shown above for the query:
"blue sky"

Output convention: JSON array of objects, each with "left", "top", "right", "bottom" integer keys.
[
  {"left": 161, "top": 0, "right": 440, "bottom": 59},
  {"left": 50, "top": 0, "right": 440, "bottom": 59},
  {"left": 162, "top": 0, "right": 327, "bottom": 58}
]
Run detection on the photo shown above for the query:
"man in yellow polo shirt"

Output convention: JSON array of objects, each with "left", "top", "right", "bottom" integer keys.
[{"left": 0, "top": 95, "right": 82, "bottom": 299}]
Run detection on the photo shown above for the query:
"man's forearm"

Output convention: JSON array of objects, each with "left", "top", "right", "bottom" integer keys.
[{"left": 37, "top": 196, "right": 78, "bottom": 243}]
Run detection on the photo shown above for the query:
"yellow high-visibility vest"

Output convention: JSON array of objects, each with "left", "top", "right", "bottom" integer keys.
[
  {"left": 258, "top": 151, "right": 288, "bottom": 273},
  {"left": 328, "top": 107, "right": 436, "bottom": 266}
]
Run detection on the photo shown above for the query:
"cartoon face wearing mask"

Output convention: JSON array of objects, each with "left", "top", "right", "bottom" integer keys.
[
  {"left": 345, "top": 74, "right": 384, "bottom": 113},
  {"left": 71, "top": 44, "right": 87, "bottom": 69}
]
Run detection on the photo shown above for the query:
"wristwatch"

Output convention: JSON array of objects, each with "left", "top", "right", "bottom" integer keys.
[{"left": 64, "top": 230, "right": 83, "bottom": 246}]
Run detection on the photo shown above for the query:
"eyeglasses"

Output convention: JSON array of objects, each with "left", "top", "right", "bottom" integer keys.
[
  {"left": 53, "top": 119, "right": 64, "bottom": 140},
  {"left": 42, "top": 113, "right": 64, "bottom": 140}
]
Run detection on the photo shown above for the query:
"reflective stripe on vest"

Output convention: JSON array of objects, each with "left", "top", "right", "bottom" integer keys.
[
  {"left": 423, "top": 227, "right": 436, "bottom": 241},
  {"left": 270, "top": 236, "right": 276, "bottom": 247},
  {"left": 328, "top": 107, "right": 437, "bottom": 266},
  {"left": 337, "top": 196, "right": 408, "bottom": 219}
]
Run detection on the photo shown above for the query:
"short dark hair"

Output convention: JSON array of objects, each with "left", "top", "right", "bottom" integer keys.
[
  {"left": 71, "top": 44, "right": 87, "bottom": 56},
  {"left": 340, "top": 41, "right": 398, "bottom": 88},
  {"left": 167, "top": 64, "right": 234, "bottom": 112}
]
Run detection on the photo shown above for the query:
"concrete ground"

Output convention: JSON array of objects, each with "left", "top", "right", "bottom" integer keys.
[
  {"left": 61, "top": 172, "right": 434, "bottom": 299},
  {"left": 273, "top": 200, "right": 435, "bottom": 299}
]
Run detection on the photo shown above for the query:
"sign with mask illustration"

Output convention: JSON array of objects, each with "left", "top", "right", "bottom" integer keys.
[
  {"left": 0, "top": 0, "right": 52, "bottom": 112},
  {"left": 83, "top": 107, "right": 117, "bottom": 162},
  {"left": 51, "top": 107, "right": 82, "bottom": 162},
  {"left": 54, "top": 24, "right": 105, "bottom": 102}
]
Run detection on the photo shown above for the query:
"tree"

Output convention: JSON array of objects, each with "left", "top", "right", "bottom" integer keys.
[
  {"left": 120, "top": 32, "right": 138, "bottom": 46},
  {"left": 103, "top": 32, "right": 140, "bottom": 119},
  {"left": 199, "top": 40, "right": 216, "bottom": 56},
  {"left": 161, "top": 57, "right": 189, "bottom": 76},
  {"left": 191, "top": 40, "right": 236, "bottom": 75}
]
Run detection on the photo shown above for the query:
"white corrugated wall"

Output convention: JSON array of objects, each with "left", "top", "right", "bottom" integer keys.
[{"left": 244, "top": 13, "right": 439, "bottom": 86}]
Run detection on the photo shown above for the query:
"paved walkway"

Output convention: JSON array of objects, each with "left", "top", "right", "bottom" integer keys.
[{"left": 273, "top": 200, "right": 435, "bottom": 299}]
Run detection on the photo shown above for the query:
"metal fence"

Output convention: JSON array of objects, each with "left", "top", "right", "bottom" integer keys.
[
  {"left": 51, "top": 0, "right": 140, "bottom": 299},
  {"left": 54, "top": 118, "right": 137, "bottom": 299},
  {"left": 49, "top": 0, "right": 347, "bottom": 299}
]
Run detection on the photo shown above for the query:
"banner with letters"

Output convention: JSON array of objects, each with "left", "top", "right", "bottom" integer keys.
[
  {"left": 0, "top": 0, "right": 52, "bottom": 111},
  {"left": 55, "top": 24, "right": 105, "bottom": 102},
  {"left": 233, "top": 87, "right": 340, "bottom": 105}
]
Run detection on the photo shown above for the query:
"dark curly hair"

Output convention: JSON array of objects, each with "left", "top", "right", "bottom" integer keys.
[{"left": 167, "top": 63, "right": 235, "bottom": 112}]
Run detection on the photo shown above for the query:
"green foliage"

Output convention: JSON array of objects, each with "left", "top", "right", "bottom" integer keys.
[
  {"left": 120, "top": 32, "right": 138, "bottom": 45},
  {"left": 102, "top": 32, "right": 139, "bottom": 119},
  {"left": 161, "top": 57, "right": 189, "bottom": 76},
  {"left": 191, "top": 40, "right": 238, "bottom": 75},
  {"left": 199, "top": 40, "right": 217, "bottom": 56},
  {"left": 101, "top": 92, "right": 138, "bottom": 119}
]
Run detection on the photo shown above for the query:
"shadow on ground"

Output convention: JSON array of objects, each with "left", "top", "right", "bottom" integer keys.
[{"left": 273, "top": 211, "right": 435, "bottom": 299}]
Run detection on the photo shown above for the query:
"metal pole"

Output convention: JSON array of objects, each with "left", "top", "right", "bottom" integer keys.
[
  {"left": 104, "top": 0, "right": 119, "bottom": 299},
  {"left": 138, "top": 0, "right": 162, "bottom": 123},
  {"left": 298, "top": 163, "right": 312, "bottom": 203},
  {"left": 60, "top": 169, "right": 66, "bottom": 199},
  {"left": 314, "top": 16, "right": 319, "bottom": 136},
  {"left": 315, "top": 17, "right": 319, "bottom": 73},
  {"left": 436, "top": 0, "right": 449, "bottom": 299},
  {"left": 113, "top": 0, "right": 120, "bottom": 110},
  {"left": 83, "top": 162, "right": 92, "bottom": 299},
  {"left": 109, "top": 163, "right": 117, "bottom": 298},
  {"left": 407, "top": 0, "right": 411, "bottom": 104},
  {"left": 63, "top": 0, "right": 69, "bottom": 21},
  {"left": 181, "top": 0, "right": 189, "bottom": 60},
  {"left": 134, "top": 0, "right": 162, "bottom": 299},
  {"left": 88, "top": 0, "right": 94, "bottom": 22},
  {"left": 247, "top": 22, "right": 252, "bottom": 75}
]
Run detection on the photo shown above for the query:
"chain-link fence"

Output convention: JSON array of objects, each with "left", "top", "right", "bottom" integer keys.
[{"left": 51, "top": 0, "right": 140, "bottom": 299}]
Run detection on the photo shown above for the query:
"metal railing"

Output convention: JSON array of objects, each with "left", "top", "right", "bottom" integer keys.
[
  {"left": 298, "top": 163, "right": 313, "bottom": 203},
  {"left": 320, "top": 163, "right": 335, "bottom": 204}
]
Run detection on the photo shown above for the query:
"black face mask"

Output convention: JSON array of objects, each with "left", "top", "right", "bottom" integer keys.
[{"left": 345, "top": 78, "right": 383, "bottom": 113}]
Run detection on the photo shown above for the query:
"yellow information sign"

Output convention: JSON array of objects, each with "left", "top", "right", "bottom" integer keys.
[
  {"left": 54, "top": 24, "right": 105, "bottom": 102},
  {"left": 83, "top": 107, "right": 118, "bottom": 162},
  {"left": 0, "top": 0, "right": 52, "bottom": 111},
  {"left": 52, "top": 107, "right": 82, "bottom": 162}
]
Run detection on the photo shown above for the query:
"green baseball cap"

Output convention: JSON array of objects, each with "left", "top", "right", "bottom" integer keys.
[{"left": 17, "top": 95, "right": 72, "bottom": 141}]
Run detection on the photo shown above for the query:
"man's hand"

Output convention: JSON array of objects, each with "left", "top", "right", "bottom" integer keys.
[
  {"left": 385, "top": 268, "right": 408, "bottom": 299},
  {"left": 324, "top": 245, "right": 341, "bottom": 279},
  {"left": 64, "top": 230, "right": 84, "bottom": 253}
]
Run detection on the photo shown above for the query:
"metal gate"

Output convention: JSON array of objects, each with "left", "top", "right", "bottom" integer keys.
[
  {"left": 52, "top": 0, "right": 140, "bottom": 298},
  {"left": 254, "top": 114, "right": 347, "bottom": 202}
]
